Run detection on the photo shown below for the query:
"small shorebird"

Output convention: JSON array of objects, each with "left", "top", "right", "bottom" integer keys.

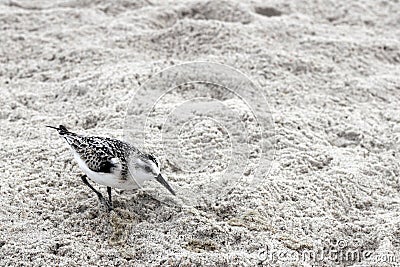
[{"left": 47, "top": 125, "right": 175, "bottom": 211}]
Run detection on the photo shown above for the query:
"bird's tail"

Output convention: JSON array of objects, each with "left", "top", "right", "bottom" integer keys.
[{"left": 46, "top": 125, "right": 70, "bottom": 135}]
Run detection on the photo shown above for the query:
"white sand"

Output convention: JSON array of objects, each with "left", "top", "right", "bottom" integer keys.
[{"left": 1, "top": 0, "right": 400, "bottom": 266}]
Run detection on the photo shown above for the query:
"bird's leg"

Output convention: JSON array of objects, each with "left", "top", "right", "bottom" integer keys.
[
  {"left": 81, "top": 175, "right": 113, "bottom": 211},
  {"left": 107, "top": 187, "right": 113, "bottom": 210}
]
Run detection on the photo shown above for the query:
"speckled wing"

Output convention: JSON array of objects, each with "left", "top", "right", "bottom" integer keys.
[{"left": 64, "top": 134, "right": 134, "bottom": 176}]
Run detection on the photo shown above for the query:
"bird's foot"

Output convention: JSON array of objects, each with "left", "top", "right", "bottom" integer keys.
[{"left": 98, "top": 194, "right": 114, "bottom": 212}]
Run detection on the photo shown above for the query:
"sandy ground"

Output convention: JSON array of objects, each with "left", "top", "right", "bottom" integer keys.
[{"left": 1, "top": 0, "right": 400, "bottom": 266}]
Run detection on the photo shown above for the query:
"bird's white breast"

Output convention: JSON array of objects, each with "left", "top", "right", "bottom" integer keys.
[{"left": 73, "top": 152, "right": 139, "bottom": 190}]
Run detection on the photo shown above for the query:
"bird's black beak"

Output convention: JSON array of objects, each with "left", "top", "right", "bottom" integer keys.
[{"left": 155, "top": 174, "right": 176, "bottom": 196}]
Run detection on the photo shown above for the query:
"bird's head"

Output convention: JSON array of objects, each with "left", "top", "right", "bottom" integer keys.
[{"left": 129, "top": 153, "right": 175, "bottom": 195}]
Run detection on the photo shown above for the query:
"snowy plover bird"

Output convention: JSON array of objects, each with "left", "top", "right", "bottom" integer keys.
[{"left": 47, "top": 125, "right": 175, "bottom": 211}]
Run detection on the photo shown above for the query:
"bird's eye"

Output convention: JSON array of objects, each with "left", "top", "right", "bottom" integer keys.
[{"left": 145, "top": 166, "right": 151, "bottom": 172}]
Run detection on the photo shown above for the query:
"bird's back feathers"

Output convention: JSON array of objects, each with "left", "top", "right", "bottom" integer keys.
[{"left": 47, "top": 125, "right": 138, "bottom": 176}]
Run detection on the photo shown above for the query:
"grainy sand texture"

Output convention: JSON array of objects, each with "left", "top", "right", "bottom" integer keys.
[{"left": 1, "top": 0, "right": 400, "bottom": 266}]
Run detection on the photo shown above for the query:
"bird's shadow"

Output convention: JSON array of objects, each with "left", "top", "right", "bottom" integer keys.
[
  {"left": 72, "top": 189, "right": 182, "bottom": 250},
  {"left": 114, "top": 190, "right": 181, "bottom": 221},
  {"left": 105, "top": 190, "right": 181, "bottom": 248}
]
